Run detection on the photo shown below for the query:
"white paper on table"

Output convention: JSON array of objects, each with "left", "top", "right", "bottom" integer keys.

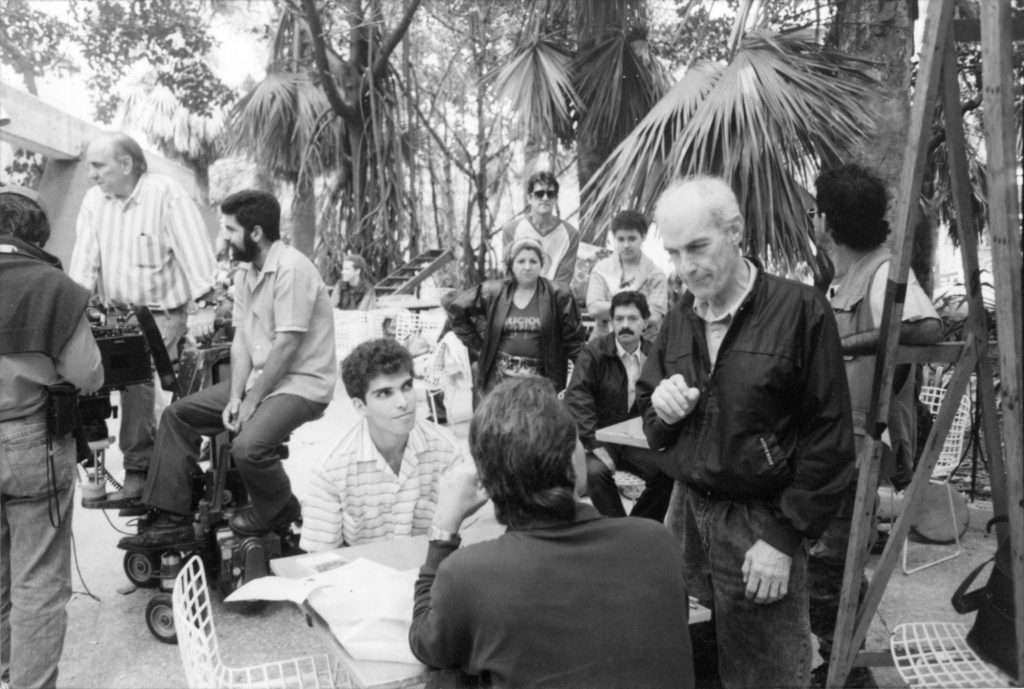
[{"left": 308, "top": 558, "right": 421, "bottom": 665}]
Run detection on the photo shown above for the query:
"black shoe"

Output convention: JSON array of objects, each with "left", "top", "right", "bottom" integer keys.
[
  {"left": 230, "top": 495, "right": 301, "bottom": 537},
  {"left": 118, "top": 512, "right": 193, "bottom": 548},
  {"left": 811, "top": 664, "right": 876, "bottom": 689}
]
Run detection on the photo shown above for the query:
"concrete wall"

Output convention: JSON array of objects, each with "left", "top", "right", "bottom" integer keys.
[{"left": 0, "top": 83, "right": 219, "bottom": 268}]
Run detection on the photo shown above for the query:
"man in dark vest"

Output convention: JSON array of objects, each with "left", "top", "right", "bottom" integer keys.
[
  {"left": 0, "top": 187, "right": 104, "bottom": 689},
  {"left": 810, "top": 164, "right": 942, "bottom": 686}
]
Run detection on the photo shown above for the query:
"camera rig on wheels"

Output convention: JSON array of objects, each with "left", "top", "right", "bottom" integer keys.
[{"left": 77, "top": 305, "right": 302, "bottom": 644}]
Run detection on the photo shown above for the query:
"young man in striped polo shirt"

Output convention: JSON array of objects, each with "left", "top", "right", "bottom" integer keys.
[{"left": 300, "top": 338, "right": 463, "bottom": 550}]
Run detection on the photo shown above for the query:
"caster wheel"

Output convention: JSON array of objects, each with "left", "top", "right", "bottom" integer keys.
[
  {"left": 145, "top": 593, "right": 177, "bottom": 644},
  {"left": 124, "top": 551, "right": 161, "bottom": 588}
]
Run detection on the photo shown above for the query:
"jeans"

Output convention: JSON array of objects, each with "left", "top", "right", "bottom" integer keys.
[
  {"left": 0, "top": 412, "right": 75, "bottom": 689},
  {"left": 142, "top": 382, "right": 325, "bottom": 522},
  {"left": 120, "top": 309, "right": 188, "bottom": 473},
  {"left": 585, "top": 444, "right": 673, "bottom": 520},
  {"left": 666, "top": 481, "right": 811, "bottom": 689}
]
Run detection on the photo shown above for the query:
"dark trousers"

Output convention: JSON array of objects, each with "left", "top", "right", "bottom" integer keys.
[
  {"left": 585, "top": 444, "right": 673, "bottom": 520},
  {"left": 666, "top": 481, "right": 811, "bottom": 689},
  {"left": 141, "top": 381, "right": 325, "bottom": 522}
]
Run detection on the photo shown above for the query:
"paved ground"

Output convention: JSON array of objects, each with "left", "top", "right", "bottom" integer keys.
[{"left": 55, "top": 385, "right": 1002, "bottom": 688}]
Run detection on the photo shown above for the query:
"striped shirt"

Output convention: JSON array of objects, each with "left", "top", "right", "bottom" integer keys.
[
  {"left": 299, "top": 418, "right": 462, "bottom": 551},
  {"left": 70, "top": 173, "right": 217, "bottom": 309}
]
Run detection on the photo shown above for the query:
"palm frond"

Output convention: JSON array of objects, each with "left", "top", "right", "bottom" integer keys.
[
  {"left": 492, "top": 39, "right": 579, "bottom": 141},
  {"left": 581, "top": 28, "right": 876, "bottom": 270},
  {"left": 573, "top": 31, "right": 668, "bottom": 144},
  {"left": 227, "top": 71, "right": 339, "bottom": 177},
  {"left": 121, "top": 80, "right": 225, "bottom": 161}
]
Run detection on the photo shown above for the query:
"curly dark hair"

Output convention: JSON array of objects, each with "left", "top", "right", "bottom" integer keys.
[
  {"left": 526, "top": 171, "right": 559, "bottom": 196},
  {"left": 341, "top": 338, "right": 413, "bottom": 401},
  {"left": 469, "top": 376, "right": 578, "bottom": 528},
  {"left": 0, "top": 191, "right": 51, "bottom": 247},
  {"left": 220, "top": 189, "right": 281, "bottom": 241},
  {"left": 610, "top": 290, "right": 650, "bottom": 320},
  {"left": 611, "top": 209, "right": 649, "bottom": 237},
  {"left": 814, "top": 164, "right": 890, "bottom": 250}
]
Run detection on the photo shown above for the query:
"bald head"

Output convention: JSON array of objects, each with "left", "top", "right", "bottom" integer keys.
[
  {"left": 655, "top": 176, "right": 746, "bottom": 308},
  {"left": 654, "top": 176, "right": 743, "bottom": 238},
  {"left": 86, "top": 133, "right": 148, "bottom": 198}
]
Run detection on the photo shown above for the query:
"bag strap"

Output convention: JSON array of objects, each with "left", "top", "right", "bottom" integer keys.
[{"left": 951, "top": 556, "right": 995, "bottom": 614}]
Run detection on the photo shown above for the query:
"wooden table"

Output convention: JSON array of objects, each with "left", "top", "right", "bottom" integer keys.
[
  {"left": 271, "top": 503, "right": 710, "bottom": 687},
  {"left": 594, "top": 417, "right": 649, "bottom": 449},
  {"left": 270, "top": 511, "right": 504, "bottom": 689}
]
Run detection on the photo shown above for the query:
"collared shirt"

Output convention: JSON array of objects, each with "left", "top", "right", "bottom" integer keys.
[
  {"left": 70, "top": 173, "right": 216, "bottom": 309},
  {"left": 615, "top": 339, "right": 646, "bottom": 409},
  {"left": 693, "top": 259, "right": 758, "bottom": 368},
  {"left": 232, "top": 241, "right": 337, "bottom": 404},
  {"left": 299, "top": 418, "right": 462, "bottom": 551},
  {"left": 587, "top": 253, "right": 669, "bottom": 322}
]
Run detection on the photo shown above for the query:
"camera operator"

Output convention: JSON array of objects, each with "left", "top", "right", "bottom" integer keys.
[{"left": 0, "top": 187, "right": 103, "bottom": 689}]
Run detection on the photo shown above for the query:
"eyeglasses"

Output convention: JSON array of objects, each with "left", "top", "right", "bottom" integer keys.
[{"left": 532, "top": 189, "right": 557, "bottom": 200}]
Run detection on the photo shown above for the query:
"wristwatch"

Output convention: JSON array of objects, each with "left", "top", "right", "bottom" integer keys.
[{"left": 427, "top": 525, "right": 461, "bottom": 544}]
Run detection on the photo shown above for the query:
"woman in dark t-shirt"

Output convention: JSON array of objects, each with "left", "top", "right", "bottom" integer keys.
[{"left": 445, "top": 238, "right": 586, "bottom": 400}]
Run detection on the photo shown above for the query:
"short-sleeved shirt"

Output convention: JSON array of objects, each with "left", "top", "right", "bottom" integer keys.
[
  {"left": 299, "top": 418, "right": 462, "bottom": 550},
  {"left": 587, "top": 253, "right": 668, "bottom": 322},
  {"left": 70, "top": 173, "right": 216, "bottom": 309},
  {"left": 499, "top": 291, "right": 542, "bottom": 359},
  {"left": 232, "top": 241, "right": 337, "bottom": 404}
]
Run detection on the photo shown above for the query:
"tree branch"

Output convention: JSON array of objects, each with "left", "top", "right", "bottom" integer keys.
[
  {"left": 300, "top": 0, "right": 360, "bottom": 123},
  {"left": 371, "top": 0, "right": 423, "bottom": 82}
]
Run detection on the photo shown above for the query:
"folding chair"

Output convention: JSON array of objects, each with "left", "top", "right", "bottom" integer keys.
[
  {"left": 890, "top": 621, "right": 1010, "bottom": 687},
  {"left": 172, "top": 555, "right": 335, "bottom": 689},
  {"left": 902, "top": 385, "right": 973, "bottom": 574}
]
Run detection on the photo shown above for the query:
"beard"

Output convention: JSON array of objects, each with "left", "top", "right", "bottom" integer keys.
[{"left": 230, "top": 233, "right": 259, "bottom": 262}]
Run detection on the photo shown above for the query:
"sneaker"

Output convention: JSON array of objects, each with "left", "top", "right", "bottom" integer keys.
[{"left": 118, "top": 511, "right": 193, "bottom": 548}]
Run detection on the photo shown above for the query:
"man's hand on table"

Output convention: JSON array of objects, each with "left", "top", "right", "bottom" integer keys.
[
  {"left": 742, "top": 539, "right": 792, "bottom": 604},
  {"left": 188, "top": 308, "right": 217, "bottom": 340},
  {"left": 432, "top": 459, "right": 488, "bottom": 534},
  {"left": 651, "top": 374, "right": 701, "bottom": 424}
]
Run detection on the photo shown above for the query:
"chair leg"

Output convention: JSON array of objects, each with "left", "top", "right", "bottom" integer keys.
[{"left": 902, "top": 483, "right": 963, "bottom": 575}]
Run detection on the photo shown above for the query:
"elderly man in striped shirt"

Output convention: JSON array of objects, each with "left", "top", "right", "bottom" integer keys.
[
  {"left": 70, "top": 133, "right": 218, "bottom": 502},
  {"left": 300, "top": 338, "right": 463, "bottom": 550}
]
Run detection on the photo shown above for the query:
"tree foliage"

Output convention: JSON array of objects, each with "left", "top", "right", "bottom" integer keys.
[{"left": 68, "top": 0, "right": 234, "bottom": 124}]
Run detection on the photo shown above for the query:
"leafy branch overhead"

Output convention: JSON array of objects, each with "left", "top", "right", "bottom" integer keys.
[{"left": 581, "top": 28, "right": 878, "bottom": 272}]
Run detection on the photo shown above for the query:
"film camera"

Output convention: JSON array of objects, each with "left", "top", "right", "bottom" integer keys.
[{"left": 70, "top": 307, "right": 176, "bottom": 464}]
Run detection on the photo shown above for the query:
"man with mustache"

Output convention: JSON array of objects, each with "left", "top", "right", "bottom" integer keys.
[
  {"left": 121, "top": 190, "right": 337, "bottom": 546},
  {"left": 565, "top": 291, "right": 673, "bottom": 520}
]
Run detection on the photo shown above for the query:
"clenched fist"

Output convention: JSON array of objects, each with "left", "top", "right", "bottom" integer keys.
[{"left": 651, "top": 374, "right": 701, "bottom": 424}]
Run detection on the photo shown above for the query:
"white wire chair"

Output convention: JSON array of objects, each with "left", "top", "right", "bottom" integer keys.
[
  {"left": 902, "top": 385, "right": 973, "bottom": 574},
  {"left": 890, "top": 621, "right": 1011, "bottom": 687},
  {"left": 172, "top": 555, "right": 335, "bottom": 689}
]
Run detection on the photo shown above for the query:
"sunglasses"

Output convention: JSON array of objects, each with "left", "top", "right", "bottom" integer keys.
[{"left": 532, "top": 189, "right": 557, "bottom": 200}]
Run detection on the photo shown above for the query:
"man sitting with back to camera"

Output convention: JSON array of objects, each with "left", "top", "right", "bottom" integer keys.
[
  {"left": 408, "top": 376, "right": 695, "bottom": 689},
  {"left": 565, "top": 290, "right": 673, "bottom": 520},
  {"left": 300, "top": 338, "right": 463, "bottom": 550},
  {"left": 121, "top": 189, "right": 337, "bottom": 547}
]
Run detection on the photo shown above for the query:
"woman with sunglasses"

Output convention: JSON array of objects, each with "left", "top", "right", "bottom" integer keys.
[
  {"left": 499, "top": 171, "right": 581, "bottom": 289},
  {"left": 445, "top": 237, "right": 586, "bottom": 401}
]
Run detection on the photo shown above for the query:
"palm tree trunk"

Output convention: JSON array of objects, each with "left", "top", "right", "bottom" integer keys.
[
  {"left": 830, "top": 0, "right": 933, "bottom": 289},
  {"left": 291, "top": 185, "right": 317, "bottom": 257}
]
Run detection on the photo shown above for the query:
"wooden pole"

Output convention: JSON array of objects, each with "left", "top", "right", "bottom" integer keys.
[
  {"left": 939, "top": 33, "right": 1008, "bottom": 530},
  {"left": 978, "top": 2, "right": 1024, "bottom": 681},
  {"left": 826, "top": 1, "right": 954, "bottom": 684}
]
